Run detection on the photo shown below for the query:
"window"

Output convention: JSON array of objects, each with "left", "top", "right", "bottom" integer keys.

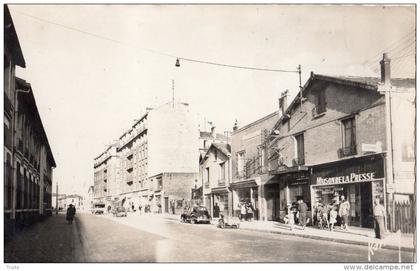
[
  {"left": 295, "top": 134, "right": 305, "bottom": 165},
  {"left": 204, "top": 167, "right": 210, "bottom": 188},
  {"left": 341, "top": 117, "right": 356, "bottom": 156},
  {"left": 219, "top": 162, "right": 226, "bottom": 180},
  {"left": 237, "top": 151, "right": 245, "bottom": 175},
  {"left": 314, "top": 89, "right": 327, "bottom": 115}
]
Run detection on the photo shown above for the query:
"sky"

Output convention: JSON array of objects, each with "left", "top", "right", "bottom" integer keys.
[{"left": 8, "top": 4, "right": 415, "bottom": 197}]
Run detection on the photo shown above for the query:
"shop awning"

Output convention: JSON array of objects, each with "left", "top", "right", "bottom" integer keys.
[
  {"left": 230, "top": 179, "right": 258, "bottom": 189},
  {"left": 211, "top": 186, "right": 230, "bottom": 193},
  {"left": 269, "top": 165, "right": 308, "bottom": 175}
]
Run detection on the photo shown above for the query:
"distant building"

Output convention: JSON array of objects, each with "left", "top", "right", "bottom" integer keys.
[
  {"left": 94, "top": 101, "right": 199, "bottom": 214},
  {"left": 199, "top": 143, "right": 231, "bottom": 218},
  {"left": 62, "top": 195, "right": 84, "bottom": 210},
  {"left": 4, "top": 6, "right": 56, "bottom": 239}
]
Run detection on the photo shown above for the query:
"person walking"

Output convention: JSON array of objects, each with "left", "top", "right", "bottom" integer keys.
[
  {"left": 339, "top": 195, "right": 350, "bottom": 231},
  {"left": 213, "top": 202, "right": 220, "bottom": 218},
  {"left": 240, "top": 203, "right": 247, "bottom": 221},
  {"left": 66, "top": 204, "right": 76, "bottom": 224},
  {"left": 373, "top": 197, "right": 386, "bottom": 239},
  {"left": 297, "top": 199, "right": 308, "bottom": 229},
  {"left": 329, "top": 205, "right": 338, "bottom": 231}
]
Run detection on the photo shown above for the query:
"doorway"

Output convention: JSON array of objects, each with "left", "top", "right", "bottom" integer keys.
[
  {"left": 266, "top": 184, "right": 280, "bottom": 221},
  {"left": 360, "top": 182, "right": 373, "bottom": 228}
]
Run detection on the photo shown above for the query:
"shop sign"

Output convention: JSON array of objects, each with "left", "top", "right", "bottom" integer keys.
[{"left": 316, "top": 172, "right": 376, "bottom": 185}]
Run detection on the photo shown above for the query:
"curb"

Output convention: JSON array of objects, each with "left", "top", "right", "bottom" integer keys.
[
  {"left": 162, "top": 216, "right": 414, "bottom": 252},
  {"left": 238, "top": 227, "right": 415, "bottom": 253}
]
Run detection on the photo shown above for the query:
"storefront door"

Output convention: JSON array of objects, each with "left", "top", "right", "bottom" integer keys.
[
  {"left": 360, "top": 182, "right": 373, "bottom": 228},
  {"left": 266, "top": 184, "right": 280, "bottom": 221}
]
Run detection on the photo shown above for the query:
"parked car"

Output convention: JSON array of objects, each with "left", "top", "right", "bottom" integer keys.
[
  {"left": 92, "top": 203, "right": 106, "bottom": 215},
  {"left": 180, "top": 206, "right": 211, "bottom": 224},
  {"left": 112, "top": 206, "right": 127, "bottom": 217}
]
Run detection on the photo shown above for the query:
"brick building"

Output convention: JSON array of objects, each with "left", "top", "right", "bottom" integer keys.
[
  {"left": 266, "top": 54, "right": 415, "bottom": 230},
  {"left": 4, "top": 6, "right": 56, "bottom": 239}
]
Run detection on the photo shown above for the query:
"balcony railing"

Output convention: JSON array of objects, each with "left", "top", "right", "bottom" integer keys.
[
  {"left": 338, "top": 145, "right": 357, "bottom": 158},
  {"left": 292, "top": 157, "right": 305, "bottom": 166}
]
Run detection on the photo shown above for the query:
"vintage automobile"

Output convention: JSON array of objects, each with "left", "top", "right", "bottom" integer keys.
[
  {"left": 180, "top": 206, "right": 211, "bottom": 224},
  {"left": 92, "top": 203, "right": 106, "bottom": 215},
  {"left": 112, "top": 206, "right": 127, "bottom": 217}
]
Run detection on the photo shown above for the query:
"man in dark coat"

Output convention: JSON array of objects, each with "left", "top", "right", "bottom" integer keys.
[
  {"left": 213, "top": 203, "right": 220, "bottom": 218},
  {"left": 66, "top": 204, "right": 76, "bottom": 224},
  {"left": 297, "top": 199, "right": 308, "bottom": 229}
]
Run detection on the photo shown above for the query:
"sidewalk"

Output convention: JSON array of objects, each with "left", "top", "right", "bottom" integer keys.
[{"left": 159, "top": 213, "right": 414, "bottom": 252}]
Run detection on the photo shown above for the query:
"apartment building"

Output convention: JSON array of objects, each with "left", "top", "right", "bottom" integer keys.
[{"left": 94, "top": 101, "right": 199, "bottom": 214}]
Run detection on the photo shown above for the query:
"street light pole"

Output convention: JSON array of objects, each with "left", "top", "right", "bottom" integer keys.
[{"left": 56, "top": 181, "right": 59, "bottom": 215}]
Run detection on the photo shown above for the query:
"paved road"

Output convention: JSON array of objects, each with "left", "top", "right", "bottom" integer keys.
[{"left": 4, "top": 213, "right": 415, "bottom": 263}]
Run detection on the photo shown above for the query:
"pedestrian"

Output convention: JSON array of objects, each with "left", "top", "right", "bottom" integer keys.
[
  {"left": 329, "top": 205, "right": 338, "bottom": 231},
  {"left": 138, "top": 204, "right": 142, "bottom": 214},
  {"left": 297, "top": 199, "right": 308, "bottom": 229},
  {"left": 283, "top": 204, "right": 295, "bottom": 231},
  {"left": 373, "top": 197, "right": 386, "bottom": 239},
  {"left": 339, "top": 195, "right": 350, "bottom": 231},
  {"left": 240, "top": 203, "right": 246, "bottom": 221},
  {"left": 66, "top": 204, "right": 76, "bottom": 224},
  {"left": 171, "top": 200, "right": 175, "bottom": 215},
  {"left": 213, "top": 202, "right": 220, "bottom": 218}
]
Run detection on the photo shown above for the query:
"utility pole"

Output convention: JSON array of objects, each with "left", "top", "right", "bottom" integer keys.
[{"left": 56, "top": 181, "right": 59, "bottom": 215}]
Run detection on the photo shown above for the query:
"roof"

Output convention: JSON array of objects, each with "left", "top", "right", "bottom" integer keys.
[
  {"left": 16, "top": 77, "right": 56, "bottom": 167},
  {"left": 273, "top": 72, "right": 415, "bottom": 130},
  {"left": 4, "top": 5, "right": 25, "bottom": 68},
  {"left": 202, "top": 143, "right": 231, "bottom": 162},
  {"left": 314, "top": 74, "right": 415, "bottom": 90},
  {"left": 233, "top": 111, "right": 278, "bottom": 134}
]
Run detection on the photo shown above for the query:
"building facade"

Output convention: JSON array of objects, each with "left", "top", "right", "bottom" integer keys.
[
  {"left": 93, "top": 144, "right": 120, "bottom": 208},
  {"left": 93, "top": 101, "right": 199, "bottom": 214},
  {"left": 265, "top": 54, "right": 415, "bottom": 230},
  {"left": 200, "top": 143, "right": 231, "bottom": 218},
  {"left": 230, "top": 112, "right": 279, "bottom": 221},
  {"left": 4, "top": 6, "right": 56, "bottom": 239}
]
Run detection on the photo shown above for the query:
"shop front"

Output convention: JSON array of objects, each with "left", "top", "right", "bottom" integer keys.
[
  {"left": 231, "top": 180, "right": 259, "bottom": 220},
  {"left": 268, "top": 169, "right": 310, "bottom": 222},
  {"left": 211, "top": 187, "right": 230, "bottom": 218},
  {"left": 310, "top": 154, "right": 385, "bottom": 228}
]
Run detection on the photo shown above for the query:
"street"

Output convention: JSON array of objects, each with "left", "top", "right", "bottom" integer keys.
[{"left": 4, "top": 213, "right": 414, "bottom": 263}]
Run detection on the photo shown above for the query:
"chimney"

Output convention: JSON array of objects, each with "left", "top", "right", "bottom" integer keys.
[
  {"left": 233, "top": 119, "right": 238, "bottom": 132},
  {"left": 211, "top": 125, "right": 216, "bottom": 139},
  {"left": 278, "top": 90, "right": 288, "bottom": 118},
  {"left": 380, "top": 53, "right": 391, "bottom": 86}
]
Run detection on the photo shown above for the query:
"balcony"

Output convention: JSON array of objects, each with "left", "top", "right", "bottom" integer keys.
[
  {"left": 338, "top": 145, "right": 357, "bottom": 158},
  {"left": 292, "top": 157, "right": 305, "bottom": 166}
]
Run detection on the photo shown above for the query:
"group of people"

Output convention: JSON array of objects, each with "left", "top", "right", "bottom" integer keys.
[
  {"left": 314, "top": 195, "right": 350, "bottom": 231},
  {"left": 239, "top": 201, "right": 255, "bottom": 221},
  {"left": 283, "top": 199, "right": 308, "bottom": 230}
]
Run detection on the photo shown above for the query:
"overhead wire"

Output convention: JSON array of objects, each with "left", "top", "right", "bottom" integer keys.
[{"left": 13, "top": 10, "right": 298, "bottom": 74}]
